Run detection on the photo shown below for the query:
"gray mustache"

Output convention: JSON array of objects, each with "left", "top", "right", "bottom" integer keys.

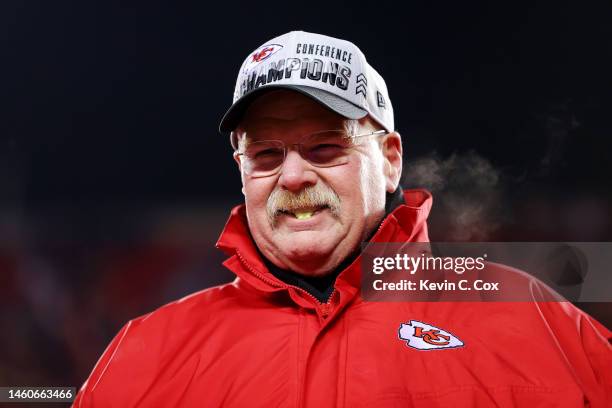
[{"left": 266, "top": 185, "right": 341, "bottom": 226}]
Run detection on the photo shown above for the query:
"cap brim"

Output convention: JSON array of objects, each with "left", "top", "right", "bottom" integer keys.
[{"left": 218, "top": 85, "right": 368, "bottom": 133}]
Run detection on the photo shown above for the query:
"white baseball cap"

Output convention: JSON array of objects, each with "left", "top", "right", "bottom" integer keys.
[{"left": 219, "top": 31, "right": 394, "bottom": 146}]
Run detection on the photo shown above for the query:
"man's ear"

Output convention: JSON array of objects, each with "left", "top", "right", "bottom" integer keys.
[
  {"left": 232, "top": 153, "right": 247, "bottom": 196},
  {"left": 232, "top": 131, "right": 246, "bottom": 196},
  {"left": 233, "top": 151, "right": 242, "bottom": 171},
  {"left": 232, "top": 130, "right": 245, "bottom": 175},
  {"left": 382, "top": 131, "right": 403, "bottom": 193}
]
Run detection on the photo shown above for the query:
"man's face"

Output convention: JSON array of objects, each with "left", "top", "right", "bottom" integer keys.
[{"left": 234, "top": 90, "right": 402, "bottom": 276}]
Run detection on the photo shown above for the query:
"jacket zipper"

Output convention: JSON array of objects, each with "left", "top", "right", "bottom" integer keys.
[{"left": 234, "top": 249, "right": 337, "bottom": 317}]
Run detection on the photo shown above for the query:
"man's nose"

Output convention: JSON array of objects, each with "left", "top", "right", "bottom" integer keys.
[{"left": 277, "top": 149, "right": 318, "bottom": 192}]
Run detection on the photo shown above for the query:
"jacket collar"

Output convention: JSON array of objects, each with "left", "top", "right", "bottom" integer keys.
[{"left": 215, "top": 189, "right": 433, "bottom": 298}]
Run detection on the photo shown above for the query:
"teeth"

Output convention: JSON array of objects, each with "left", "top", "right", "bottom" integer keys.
[{"left": 294, "top": 211, "right": 314, "bottom": 220}]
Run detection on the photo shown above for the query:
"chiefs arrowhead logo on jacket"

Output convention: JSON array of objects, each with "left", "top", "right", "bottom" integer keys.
[{"left": 398, "top": 320, "right": 464, "bottom": 350}]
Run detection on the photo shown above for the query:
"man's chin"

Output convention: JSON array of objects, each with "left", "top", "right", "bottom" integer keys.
[{"left": 273, "top": 232, "right": 340, "bottom": 266}]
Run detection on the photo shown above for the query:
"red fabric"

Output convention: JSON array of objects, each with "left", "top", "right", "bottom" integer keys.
[{"left": 73, "top": 189, "right": 611, "bottom": 407}]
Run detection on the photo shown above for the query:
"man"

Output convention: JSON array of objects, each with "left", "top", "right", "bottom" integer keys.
[{"left": 74, "top": 31, "right": 611, "bottom": 407}]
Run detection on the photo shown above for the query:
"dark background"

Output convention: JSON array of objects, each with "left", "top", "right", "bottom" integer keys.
[{"left": 1, "top": 0, "right": 611, "bottom": 396}]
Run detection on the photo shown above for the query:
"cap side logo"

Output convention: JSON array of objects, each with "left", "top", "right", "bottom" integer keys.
[
  {"left": 245, "top": 44, "right": 283, "bottom": 70},
  {"left": 398, "top": 320, "right": 464, "bottom": 350},
  {"left": 376, "top": 91, "right": 386, "bottom": 108}
]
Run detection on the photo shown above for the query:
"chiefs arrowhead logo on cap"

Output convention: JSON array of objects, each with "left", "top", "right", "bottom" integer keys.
[
  {"left": 244, "top": 44, "right": 283, "bottom": 70},
  {"left": 398, "top": 320, "right": 464, "bottom": 350}
]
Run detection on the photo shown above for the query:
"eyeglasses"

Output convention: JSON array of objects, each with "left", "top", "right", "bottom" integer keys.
[{"left": 234, "top": 129, "right": 388, "bottom": 177}]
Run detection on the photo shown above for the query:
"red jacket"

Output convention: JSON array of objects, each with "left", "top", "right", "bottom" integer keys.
[{"left": 74, "top": 189, "right": 611, "bottom": 407}]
